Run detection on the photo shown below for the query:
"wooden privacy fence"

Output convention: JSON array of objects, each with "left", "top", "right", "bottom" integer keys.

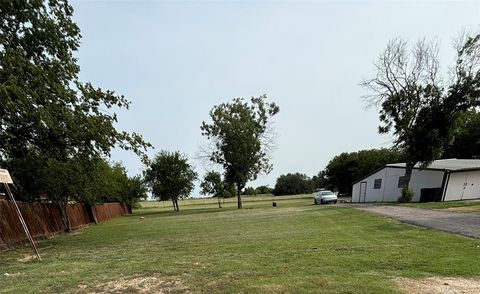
[{"left": 0, "top": 201, "right": 128, "bottom": 248}]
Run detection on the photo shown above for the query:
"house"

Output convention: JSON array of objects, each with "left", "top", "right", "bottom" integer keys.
[{"left": 352, "top": 159, "right": 480, "bottom": 203}]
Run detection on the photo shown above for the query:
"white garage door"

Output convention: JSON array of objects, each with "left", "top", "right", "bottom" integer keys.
[
  {"left": 462, "top": 171, "right": 480, "bottom": 200},
  {"left": 445, "top": 171, "right": 480, "bottom": 201}
]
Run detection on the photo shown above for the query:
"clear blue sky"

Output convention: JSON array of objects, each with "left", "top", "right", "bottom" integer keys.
[{"left": 71, "top": 1, "right": 479, "bottom": 196}]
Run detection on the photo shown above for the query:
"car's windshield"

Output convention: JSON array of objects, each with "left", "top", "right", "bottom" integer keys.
[{"left": 321, "top": 191, "right": 334, "bottom": 196}]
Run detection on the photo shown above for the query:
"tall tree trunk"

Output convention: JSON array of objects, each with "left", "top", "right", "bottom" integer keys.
[
  {"left": 126, "top": 203, "right": 133, "bottom": 214},
  {"left": 217, "top": 195, "right": 222, "bottom": 208},
  {"left": 237, "top": 185, "right": 242, "bottom": 209},
  {"left": 58, "top": 203, "right": 71, "bottom": 232},
  {"left": 171, "top": 199, "right": 177, "bottom": 211},
  {"left": 402, "top": 161, "right": 416, "bottom": 201},
  {"left": 175, "top": 198, "right": 180, "bottom": 211},
  {"left": 404, "top": 161, "right": 415, "bottom": 190},
  {"left": 86, "top": 203, "right": 99, "bottom": 224}
]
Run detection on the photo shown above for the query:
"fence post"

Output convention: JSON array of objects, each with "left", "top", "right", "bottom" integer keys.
[{"left": 4, "top": 183, "right": 41, "bottom": 261}]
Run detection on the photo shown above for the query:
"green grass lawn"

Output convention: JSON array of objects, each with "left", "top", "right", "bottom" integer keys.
[
  {"left": 138, "top": 194, "right": 311, "bottom": 209},
  {"left": 1, "top": 196, "right": 479, "bottom": 293},
  {"left": 400, "top": 199, "right": 480, "bottom": 212}
]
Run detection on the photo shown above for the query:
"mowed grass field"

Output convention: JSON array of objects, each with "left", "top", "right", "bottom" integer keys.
[
  {"left": 138, "top": 194, "right": 311, "bottom": 209},
  {"left": 1, "top": 196, "right": 480, "bottom": 293},
  {"left": 400, "top": 199, "right": 480, "bottom": 213}
]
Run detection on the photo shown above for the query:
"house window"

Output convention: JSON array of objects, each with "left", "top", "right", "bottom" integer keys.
[
  {"left": 398, "top": 176, "right": 405, "bottom": 188},
  {"left": 374, "top": 179, "right": 382, "bottom": 189}
]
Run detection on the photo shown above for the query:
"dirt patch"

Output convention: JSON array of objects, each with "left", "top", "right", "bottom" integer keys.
[
  {"left": 80, "top": 275, "right": 191, "bottom": 294},
  {"left": 17, "top": 254, "right": 36, "bottom": 262},
  {"left": 395, "top": 276, "right": 480, "bottom": 294},
  {"left": 443, "top": 207, "right": 480, "bottom": 213}
]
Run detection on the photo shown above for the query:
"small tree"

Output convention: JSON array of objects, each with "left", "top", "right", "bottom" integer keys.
[
  {"left": 200, "top": 171, "right": 225, "bottom": 208},
  {"left": 361, "top": 34, "right": 480, "bottom": 197},
  {"left": 201, "top": 95, "right": 279, "bottom": 208},
  {"left": 123, "top": 175, "right": 148, "bottom": 213},
  {"left": 145, "top": 151, "right": 197, "bottom": 211}
]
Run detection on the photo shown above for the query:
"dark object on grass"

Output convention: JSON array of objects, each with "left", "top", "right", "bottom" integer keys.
[{"left": 272, "top": 202, "right": 277, "bottom": 207}]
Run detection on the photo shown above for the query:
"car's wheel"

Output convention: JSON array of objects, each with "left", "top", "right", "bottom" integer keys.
[
  {"left": 334, "top": 200, "right": 337, "bottom": 204},
  {"left": 321, "top": 199, "right": 325, "bottom": 204},
  {"left": 314, "top": 199, "right": 317, "bottom": 205}
]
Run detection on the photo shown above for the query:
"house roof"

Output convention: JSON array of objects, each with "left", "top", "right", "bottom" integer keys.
[{"left": 387, "top": 159, "right": 480, "bottom": 171}]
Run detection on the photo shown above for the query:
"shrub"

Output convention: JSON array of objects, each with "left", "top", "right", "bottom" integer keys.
[{"left": 397, "top": 187, "right": 414, "bottom": 203}]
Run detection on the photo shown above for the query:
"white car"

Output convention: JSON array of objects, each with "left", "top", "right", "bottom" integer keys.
[{"left": 314, "top": 190, "right": 338, "bottom": 204}]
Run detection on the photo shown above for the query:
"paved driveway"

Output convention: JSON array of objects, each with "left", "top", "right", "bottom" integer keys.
[{"left": 352, "top": 205, "right": 480, "bottom": 239}]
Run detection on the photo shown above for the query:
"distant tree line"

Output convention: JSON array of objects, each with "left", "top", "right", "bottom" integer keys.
[
  {"left": 241, "top": 185, "right": 274, "bottom": 196},
  {"left": 273, "top": 173, "right": 314, "bottom": 196}
]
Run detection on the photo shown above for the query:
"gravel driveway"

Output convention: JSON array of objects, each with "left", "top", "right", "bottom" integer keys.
[{"left": 352, "top": 205, "right": 480, "bottom": 239}]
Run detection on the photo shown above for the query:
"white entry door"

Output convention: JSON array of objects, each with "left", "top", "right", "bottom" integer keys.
[{"left": 359, "top": 182, "right": 367, "bottom": 203}]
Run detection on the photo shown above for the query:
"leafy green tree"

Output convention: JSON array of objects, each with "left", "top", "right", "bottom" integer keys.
[
  {"left": 37, "top": 157, "right": 83, "bottom": 232},
  {"left": 24, "top": 155, "right": 142, "bottom": 230},
  {"left": 311, "top": 171, "right": 327, "bottom": 190},
  {"left": 444, "top": 111, "right": 480, "bottom": 159},
  {"left": 0, "top": 0, "right": 150, "bottom": 161},
  {"left": 0, "top": 0, "right": 151, "bottom": 213},
  {"left": 200, "top": 171, "right": 225, "bottom": 208},
  {"left": 3, "top": 152, "right": 46, "bottom": 202},
  {"left": 145, "top": 151, "right": 197, "bottom": 211},
  {"left": 81, "top": 160, "right": 146, "bottom": 215},
  {"left": 77, "top": 159, "right": 147, "bottom": 216},
  {"left": 273, "top": 173, "right": 314, "bottom": 196},
  {"left": 361, "top": 34, "right": 480, "bottom": 196},
  {"left": 201, "top": 95, "right": 279, "bottom": 208},
  {"left": 222, "top": 182, "right": 237, "bottom": 198},
  {"left": 14, "top": 155, "right": 94, "bottom": 230},
  {"left": 322, "top": 148, "right": 404, "bottom": 195},
  {"left": 123, "top": 175, "right": 148, "bottom": 213},
  {"left": 76, "top": 157, "right": 115, "bottom": 224}
]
